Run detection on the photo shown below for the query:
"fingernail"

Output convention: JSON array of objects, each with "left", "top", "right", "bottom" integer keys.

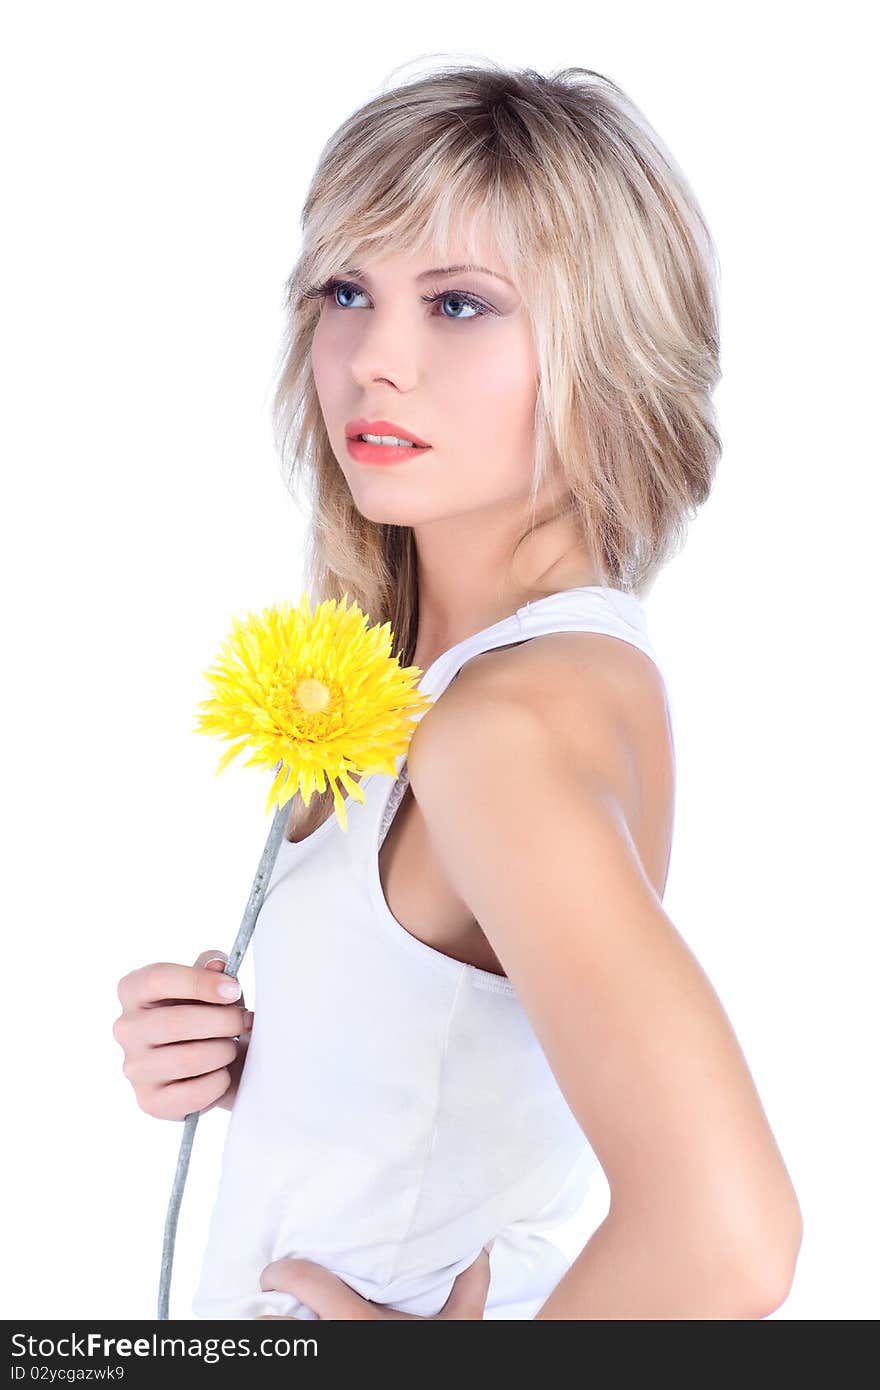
[
  {"left": 243, "top": 1011, "right": 255, "bottom": 1030},
  {"left": 206, "top": 954, "right": 227, "bottom": 966},
  {"left": 485, "top": 1238, "right": 495, "bottom": 1253},
  {"left": 218, "top": 978, "right": 242, "bottom": 999}
]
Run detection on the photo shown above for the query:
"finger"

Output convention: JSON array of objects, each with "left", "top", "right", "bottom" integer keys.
[
  {"left": 195, "top": 949, "right": 230, "bottom": 970},
  {"left": 117, "top": 959, "right": 243, "bottom": 1011},
  {"left": 437, "top": 1247, "right": 493, "bottom": 1320},
  {"left": 122, "top": 1035, "right": 240, "bottom": 1086},
  {"left": 260, "top": 1259, "right": 373, "bottom": 1321},
  {"left": 139, "top": 1001, "right": 250, "bottom": 1046},
  {"left": 202, "top": 953, "right": 248, "bottom": 1013}
]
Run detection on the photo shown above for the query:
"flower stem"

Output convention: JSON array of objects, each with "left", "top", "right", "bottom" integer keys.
[{"left": 157, "top": 772, "right": 291, "bottom": 1320}]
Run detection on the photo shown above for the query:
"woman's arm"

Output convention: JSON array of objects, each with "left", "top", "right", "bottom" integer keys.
[
  {"left": 407, "top": 645, "right": 802, "bottom": 1319},
  {"left": 531, "top": 1196, "right": 800, "bottom": 1319}
]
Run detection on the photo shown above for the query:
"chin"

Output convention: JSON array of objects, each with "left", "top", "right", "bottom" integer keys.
[{"left": 349, "top": 491, "right": 434, "bottom": 528}]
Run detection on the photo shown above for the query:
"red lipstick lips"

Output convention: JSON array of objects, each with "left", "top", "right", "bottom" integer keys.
[
  {"left": 345, "top": 417, "right": 432, "bottom": 466},
  {"left": 346, "top": 418, "right": 431, "bottom": 447}
]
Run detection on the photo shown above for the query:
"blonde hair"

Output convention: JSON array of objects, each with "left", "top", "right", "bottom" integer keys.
[{"left": 271, "top": 56, "right": 722, "bottom": 840}]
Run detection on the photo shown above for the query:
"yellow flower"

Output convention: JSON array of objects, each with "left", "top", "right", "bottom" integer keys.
[{"left": 193, "top": 591, "right": 434, "bottom": 831}]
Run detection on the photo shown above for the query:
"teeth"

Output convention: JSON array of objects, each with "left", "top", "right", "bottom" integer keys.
[{"left": 359, "top": 433, "right": 420, "bottom": 447}]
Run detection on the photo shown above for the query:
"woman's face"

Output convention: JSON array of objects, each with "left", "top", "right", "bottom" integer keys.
[{"left": 309, "top": 239, "right": 543, "bottom": 528}]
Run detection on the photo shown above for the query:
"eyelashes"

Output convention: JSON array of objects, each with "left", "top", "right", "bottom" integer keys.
[{"left": 302, "top": 277, "right": 491, "bottom": 321}]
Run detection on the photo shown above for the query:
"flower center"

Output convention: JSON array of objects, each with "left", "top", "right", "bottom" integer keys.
[{"left": 294, "top": 676, "right": 331, "bottom": 714}]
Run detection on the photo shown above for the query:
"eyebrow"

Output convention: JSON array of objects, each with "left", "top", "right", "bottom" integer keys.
[{"left": 341, "top": 263, "right": 515, "bottom": 288}]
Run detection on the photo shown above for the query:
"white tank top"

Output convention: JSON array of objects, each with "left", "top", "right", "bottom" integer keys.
[{"left": 191, "top": 585, "right": 666, "bottom": 1320}]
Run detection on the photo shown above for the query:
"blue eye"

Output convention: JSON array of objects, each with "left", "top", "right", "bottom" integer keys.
[
  {"left": 304, "top": 277, "right": 490, "bottom": 321},
  {"left": 329, "top": 281, "right": 369, "bottom": 311}
]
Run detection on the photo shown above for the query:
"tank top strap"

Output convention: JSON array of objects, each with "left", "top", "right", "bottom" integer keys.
[{"left": 417, "top": 584, "right": 659, "bottom": 702}]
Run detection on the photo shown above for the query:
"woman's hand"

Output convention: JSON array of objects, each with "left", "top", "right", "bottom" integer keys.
[
  {"left": 257, "top": 1245, "right": 493, "bottom": 1320},
  {"left": 113, "top": 950, "right": 252, "bottom": 1120}
]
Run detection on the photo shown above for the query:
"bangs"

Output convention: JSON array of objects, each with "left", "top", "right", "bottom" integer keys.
[{"left": 294, "top": 139, "right": 529, "bottom": 301}]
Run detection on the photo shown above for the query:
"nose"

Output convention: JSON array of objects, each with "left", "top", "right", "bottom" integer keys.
[{"left": 347, "top": 312, "right": 424, "bottom": 393}]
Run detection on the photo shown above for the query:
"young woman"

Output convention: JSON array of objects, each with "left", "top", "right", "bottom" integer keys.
[{"left": 115, "top": 60, "right": 802, "bottom": 1320}]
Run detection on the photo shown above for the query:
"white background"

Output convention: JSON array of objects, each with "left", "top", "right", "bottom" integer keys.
[{"left": 3, "top": 0, "right": 877, "bottom": 1322}]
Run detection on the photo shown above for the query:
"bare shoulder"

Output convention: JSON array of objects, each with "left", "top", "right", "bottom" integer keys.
[
  {"left": 409, "top": 629, "right": 671, "bottom": 831},
  {"left": 485, "top": 626, "right": 665, "bottom": 697}
]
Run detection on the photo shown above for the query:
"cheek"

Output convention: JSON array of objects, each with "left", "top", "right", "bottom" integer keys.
[{"left": 449, "top": 341, "right": 537, "bottom": 479}]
